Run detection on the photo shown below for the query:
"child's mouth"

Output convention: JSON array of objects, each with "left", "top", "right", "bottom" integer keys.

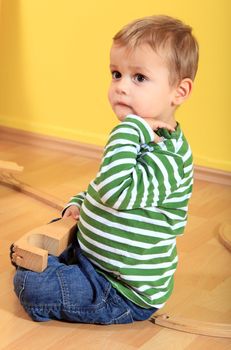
[{"left": 116, "top": 102, "right": 131, "bottom": 108}]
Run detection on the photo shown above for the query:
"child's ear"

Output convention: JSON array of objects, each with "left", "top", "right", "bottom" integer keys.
[{"left": 172, "top": 78, "right": 193, "bottom": 106}]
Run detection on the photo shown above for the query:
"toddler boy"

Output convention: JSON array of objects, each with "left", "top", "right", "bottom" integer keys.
[{"left": 13, "top": 15, "right": 199, "bottom": 324}]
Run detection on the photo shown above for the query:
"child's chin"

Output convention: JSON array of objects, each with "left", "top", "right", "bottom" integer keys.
[
  {"left": 113, "top": 106, "right": 134, "bottom": 121},
  {"left": 116, "top": 114, "right": 127, "bottom": 122}
]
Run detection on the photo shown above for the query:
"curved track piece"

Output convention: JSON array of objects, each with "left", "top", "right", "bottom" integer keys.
[
  {"left": 218, "top": 224, "right": 231, "bottom": 253},
  {"left": 150, "top": 314, "right": 231, "bottom": 338}
]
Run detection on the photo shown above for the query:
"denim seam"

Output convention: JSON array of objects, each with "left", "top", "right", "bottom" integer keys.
[
  {"left": 18, "top": 270, "right": 29, "bottom": 304},
  {"left": 61, "top": 297, "right": 110, "bottom": 313},
  {"left": 102, "top": 279, "right": 111, "bottom": 302},
  {"left": 56, "top": 266, "right": 71, "bottom": 307},
  {"left": 61, "top": 289, "right": 123, "bottom": 314},
  {"left": 25, "top": 304, "right": 61, "bottom": 312},
  {"left": 114, "top": 309, "right": 133, "bottom": 324}
]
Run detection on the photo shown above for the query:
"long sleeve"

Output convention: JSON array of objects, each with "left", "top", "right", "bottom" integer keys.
[
  {"left": 94, "top": 114, "right": 183, "bottom": 210},
  {"left": 62, "top": 191, "right": 87, "bottom": 216}
]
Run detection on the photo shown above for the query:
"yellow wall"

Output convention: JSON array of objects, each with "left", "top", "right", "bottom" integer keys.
[{"left": 0, "top": 0, "right": 230, "bottom": 171}]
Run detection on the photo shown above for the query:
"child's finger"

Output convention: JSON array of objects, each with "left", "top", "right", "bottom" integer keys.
[
  {"left": 73, "top": 212, "right": 79, "bottom": 219},
  {"left": 63, "top": 211, "right": 70, "bottom": 218},
  {"left": 160, "top": 122, "right": 174, "bottom": 130},
  {"left": 154, "top": 122, "right": 175, "bottom": 131},
  {"left": 63, "top": 209, "right": 72, "bottom": 218}
]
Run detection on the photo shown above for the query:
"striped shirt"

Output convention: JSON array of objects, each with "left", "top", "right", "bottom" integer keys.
[{"left": 64, "top": 114, "right": 193, "bottom": 309}]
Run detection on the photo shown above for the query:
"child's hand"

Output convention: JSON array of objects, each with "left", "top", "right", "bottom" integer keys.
[
  {"left": 63, "top": 205, "right": 80, "bottom": 221},
  {"left": 142, "top": 118, "right": 175, "bottom": 143}
]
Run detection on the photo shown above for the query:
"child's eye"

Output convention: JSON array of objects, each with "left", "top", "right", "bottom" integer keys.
[
  {"left": 111, "top": 71, "right": 122, "bottom": 80},
  {"left": 134, "top": 74, "right": 147, "bottom": 83}
]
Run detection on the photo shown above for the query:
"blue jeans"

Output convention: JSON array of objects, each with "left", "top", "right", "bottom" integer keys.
[{"left": 13, "top": 243, "right": 157, "bottom": 324}]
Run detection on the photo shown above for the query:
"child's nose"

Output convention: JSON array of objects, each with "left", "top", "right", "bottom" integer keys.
[{"left": 115, "top": 77, "right": 130, "bottom": 95}]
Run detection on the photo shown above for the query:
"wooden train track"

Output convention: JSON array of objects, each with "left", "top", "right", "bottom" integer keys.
[
  {"left": 151, "top": 314, "right": 231, "bottom": 338},
  {"left": 219, "top": 223, "right": 231, "bottom": 253}
]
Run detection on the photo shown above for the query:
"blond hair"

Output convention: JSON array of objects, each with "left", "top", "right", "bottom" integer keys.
[{"left": 113, "top": 15, "right": 199, "bottom": 86}]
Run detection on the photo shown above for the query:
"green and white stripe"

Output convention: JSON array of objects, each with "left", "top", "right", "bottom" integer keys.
[{"left": 64, "top": 114, "right": 193, "bottom": 308}]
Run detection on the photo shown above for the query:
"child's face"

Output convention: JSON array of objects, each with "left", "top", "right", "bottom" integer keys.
[{"left": 108, "top": 43, "right": 177, "bottom": 122}]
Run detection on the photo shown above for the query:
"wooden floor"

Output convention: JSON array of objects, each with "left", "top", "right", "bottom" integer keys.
[{"left": 0, "top": 138, "right": 231, "bottom": 349}]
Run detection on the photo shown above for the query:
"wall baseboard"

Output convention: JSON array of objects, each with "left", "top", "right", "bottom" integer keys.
[
  {"left": 0, "top": 125, "right": 103, "bottom": 160},
  {"left": 1, "top": 125, "right": 230, "bottom": 186},
  {"left": 193, "top": 165, "right": 231, "bottom": 186}
]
